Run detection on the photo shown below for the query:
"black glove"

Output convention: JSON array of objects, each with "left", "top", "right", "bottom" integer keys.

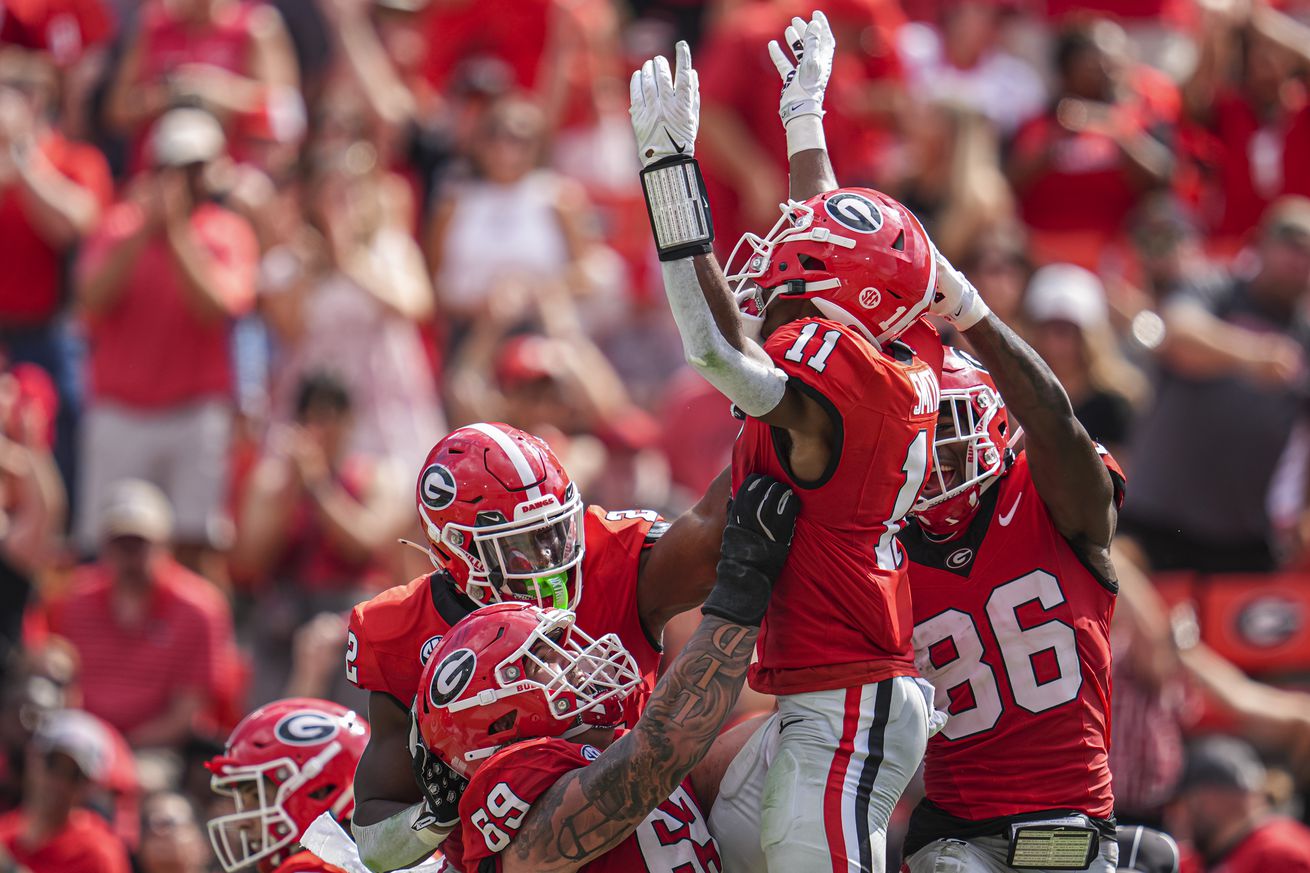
[
  {"left": 701, "top": 474, "right": 798, "bottom": 626},
  {"left": 409, "top": 710, "right": 466, "bottom": 831}
]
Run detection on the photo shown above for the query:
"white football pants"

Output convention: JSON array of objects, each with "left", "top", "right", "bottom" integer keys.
[
  {"left": 709, "top": 676, "right": 928, "bottom": 873},
  {"left": 905, "top": 835, "right": 1118, "bottom": 873}
]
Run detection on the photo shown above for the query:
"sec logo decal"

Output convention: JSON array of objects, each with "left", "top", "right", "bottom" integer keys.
[
  {"left": 581, "top": 745, "right": 602, "bottom": 760},
  {"left": 419, "top": 634, "right": 444, "bottom": 665},
  {"left": 274, "top": 711, "right": 340, "bottom": 745},
  {"left": 824, "top": 192, "right": 883, "bottom": 234},
  {"left": 419, "top": 464, "right": 457, "bottom": 511},
  {"left": 428, "top": 648, "right": 477, "bottom": 708},
  {"left": 859, "top": 287, "right": 882, "bottom": 309}
]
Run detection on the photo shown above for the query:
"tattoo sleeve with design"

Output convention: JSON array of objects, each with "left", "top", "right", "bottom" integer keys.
[{"left": 502, "top": 615, "right": 758, "bottom": 873}]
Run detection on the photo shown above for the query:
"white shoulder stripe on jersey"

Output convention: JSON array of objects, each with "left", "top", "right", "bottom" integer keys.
[{"left": 466, "top": 423, "right": 545, "bottom": 502}]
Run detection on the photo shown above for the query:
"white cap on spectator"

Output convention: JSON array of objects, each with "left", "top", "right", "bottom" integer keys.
[
  {"left": 150, "top": 107, "right": 225, "bottom": 167},
  {"left": 33, "top": 709, "right": 111, "bottom": 782},
  {"left": 100, "top": 479, "right": 174, "bottom": 543},
  {"left": 1025, "top": 263, "right": 1108, "bottom": 329}
]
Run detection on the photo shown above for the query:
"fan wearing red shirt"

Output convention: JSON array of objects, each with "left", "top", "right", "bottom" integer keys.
[
  {"left": 1008, "top": 19, "right": 1175, "bottom": 269},
  {"left": 346, "top": 423, "right": 729, "bottom": 873},
  {"left": 45, "top": 479, "right": 237, "bottom": 747},
  {"left": 1181, "top": 6, "right": 1310, "bottom": 251},
  {"left": 633, "top": 25, "right": 947, "bottom": 873},
  {"left": 0, "top": 44, "right": 111, "bottom": 487},
  {"left": 897, "top": 337, "right": 1123, "bottom": 870},
  {"left": 74, "top": 107, "right": 256, "bottom": 561},
  {"left": 0, "top": 45, "right": 111, "bottom": 331},
  {"left": 414, "top": 474, "right": 795, "bottom": 873},
  {"left": 104, "top": 0, "right": 301, "bottom": 169},
  {"left": 1175, "top": 736, "right": 1310, "bottom": 873},
  {"left": 0, "top": 709, "right": 131, "bottom": 873}
]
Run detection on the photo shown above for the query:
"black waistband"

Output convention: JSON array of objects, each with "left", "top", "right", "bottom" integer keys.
[{"left": 903, "top": 799, "right": 1116, "bottom": 858}]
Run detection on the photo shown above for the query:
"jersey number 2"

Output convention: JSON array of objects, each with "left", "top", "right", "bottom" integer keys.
[
  {"left": 783, "top": 323, "right": 841, "bottom": 372},
  {"left": 912, "top": 570, "right": 1083, "bottom": 740}
]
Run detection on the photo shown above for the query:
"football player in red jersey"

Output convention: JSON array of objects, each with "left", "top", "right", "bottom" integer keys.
[
  {"left": 206, "top": 698, "right": 371, "bottom": 873},
  {"left": 416, "top": 473, "right": 797, "bottom": 873},
  {"left": 347, "top": 423, "right": 729, "bottom": 872},
  {"left": 631, "top": 17, "right": 942, "bottom": 872},
  {"left": 898, "top": 258, "right": 1125, "bottom": 870}
]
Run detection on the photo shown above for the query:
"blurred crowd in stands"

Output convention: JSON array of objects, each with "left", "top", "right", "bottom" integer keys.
[{"left": 2, "top": 0, "right": 1310, "bottom": 869}]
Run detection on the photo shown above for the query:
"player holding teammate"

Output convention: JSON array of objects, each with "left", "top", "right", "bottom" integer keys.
[
  {"left": 206, "top": 698, "right": 371, "bottom": 873},
  {"left": 631, "top": 16, "right": 943, "bottom": 872},
  {"left": 899, "top": 264, "right": 1124, "bottom": 870},
  {"left": 416, "top": 474, "right": 798, "bottom": 873},
  {"left": 346, "top": 423, "right": 729, "bottom": 872}
]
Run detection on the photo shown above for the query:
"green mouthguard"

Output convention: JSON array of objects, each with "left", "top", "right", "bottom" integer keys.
[{"left": 524, "top": 572, "right": 570, "bottom": 609}]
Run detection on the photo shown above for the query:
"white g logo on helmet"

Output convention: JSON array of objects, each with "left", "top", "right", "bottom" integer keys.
[
  {"left": 428, "top": 648, "right": 478, "bottom": 708},
  {"left": 419, "top": 464, "right": 458, "bottom": 511},
  {"left": 824, "top": 193, "right": 884, "bottom": 234},
  {"left": 273, "top": 711, "right": 340, "bottom": 746}
]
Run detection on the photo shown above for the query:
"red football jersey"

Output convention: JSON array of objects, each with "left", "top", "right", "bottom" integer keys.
[
  {"left": 347, "top": 506, "right": 664, "bottom": 725},
  {"left": 456, "top": 737, "right": 721, "bottom": 873},
  {"left": 732, "top": 317, "right": 942, "bottom": 694},
  {"left": 903, "top": 451, "right": 1123, "bottom": 821},
  {"left": 1210, "top": 818, "right": 1310, "bottom": 873}
]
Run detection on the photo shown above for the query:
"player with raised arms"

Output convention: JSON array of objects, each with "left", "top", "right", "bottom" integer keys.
[
  {"left": 630, "top": 14, "right": 946, "bottom": 872},
  {"left": 898, "top": 262, "right": 1124, "bottom": 871}
]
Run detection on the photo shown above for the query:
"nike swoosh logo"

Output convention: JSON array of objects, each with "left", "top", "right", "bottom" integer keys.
[
  {"left": 788, "top": 101, "right": 807, "bottom": 113},
  {"left": 779, "top": 715, "right": 804, "bottom": 733},
  {"left": 666, "top": 129, "right": 686, "bottom": 154},
  {"left": 998, "top": 491, "right": 1022, "bottom": 527}
]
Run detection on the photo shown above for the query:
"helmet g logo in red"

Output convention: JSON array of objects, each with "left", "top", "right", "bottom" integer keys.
[
  {"left": 824, "top": 192, "right": 883, "bottom": 234},
  {"left": 429, "top": 648, "right": 477, "bottom": 708},
  {"left": 273, "top": 711, "right": 340, "bottom": 746},
  {"left": 419, "top": 463, "right": 457, "bottom": 511}
]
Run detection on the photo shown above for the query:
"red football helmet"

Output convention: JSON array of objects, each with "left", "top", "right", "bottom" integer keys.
[
  {"left": 416, "top": 602, "right": 641, "bottom": 778},
  {"left": 912, "top": 347, "right": 1011, "bottom": 538},
  {"left": 725, "top": 187, "right": 937, "bottom": 346},
  {"left": 415, "top": 423, "right": 585, "bottom": 610},
  {"left": 206, "top": 698, "right": 369, "bottom": 873}
]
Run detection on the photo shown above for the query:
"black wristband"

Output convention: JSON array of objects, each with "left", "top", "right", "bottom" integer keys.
[
  {"left": 701, "top": 524, "right": 789, "bottom": 626},
  {"left": 640, "top": 154, "right": 715, "bottom": 261}
]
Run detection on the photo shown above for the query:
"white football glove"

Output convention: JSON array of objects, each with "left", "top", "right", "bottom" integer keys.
[
  {"left": 914, "top": 676, "right": 950, "bottom": 738},
  {"left": 629, "top": 40, "right": 700, "bottom": 168},
  {"left": 768, "top": 10, "right": 835, "bottom": 127},
  {"left": 931, "top": 246, "right": 991, "bottom": 331}
]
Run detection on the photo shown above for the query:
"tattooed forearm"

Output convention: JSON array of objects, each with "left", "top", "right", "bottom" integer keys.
[{"left": 502, "top": 615, "right": 759, "bottom": 873}]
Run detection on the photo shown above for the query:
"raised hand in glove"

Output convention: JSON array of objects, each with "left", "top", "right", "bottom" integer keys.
[
  {"left": 702, "top": 474, "right": 799, "bottom": 627},
  {"left": 930, "top": 246, "right": 991, "bottom": 331},
  {"left": 408, "top": 709, "right": 466, "bottom": 832},
  {"left": 629, "top": 40, "right": 699, "bottom": 168},
  {"left": 768, "top": 10, "right": 835, "bottom": 128}
]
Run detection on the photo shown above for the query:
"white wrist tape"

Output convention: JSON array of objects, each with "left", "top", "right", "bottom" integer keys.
[
  {"left": 352, "top": 803, "right": 449, "bottom": 872},
  {"left": 640, "top": 156, "right": 715, "bottom": 261},
  {"left": 785, "top": 114, "right": 827, "bottom": 158}
]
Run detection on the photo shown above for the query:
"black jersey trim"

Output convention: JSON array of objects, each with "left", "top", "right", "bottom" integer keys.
[
  {"left": 769, "top": 377, "right": 844, "bottom": 490},
  {"left": 428, "top": 571, "right": 479, "bottom": 627}
]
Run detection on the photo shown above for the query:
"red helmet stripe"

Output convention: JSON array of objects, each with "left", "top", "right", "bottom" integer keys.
[{"left": 467, "top": 423, "right": 544, "bottom": 501}]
